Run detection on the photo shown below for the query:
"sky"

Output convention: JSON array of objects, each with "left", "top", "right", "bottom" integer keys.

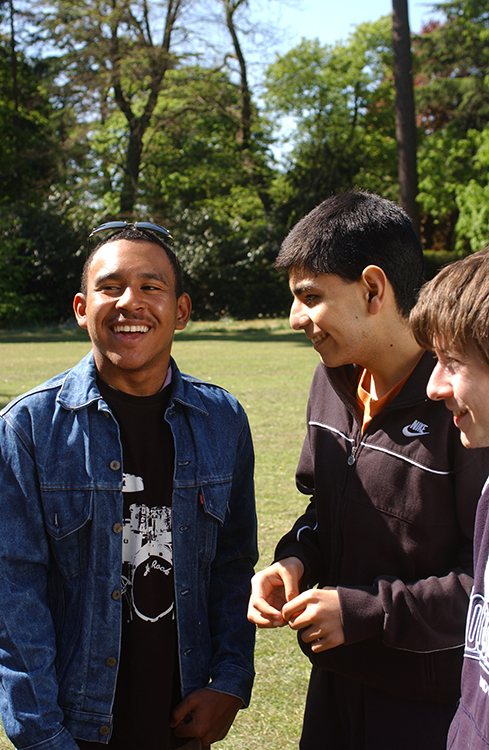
[
  {"left": 260, "top": 0, "right": 444, "bottom": 51},
  {"left": 243, "top": 0, "right": 445, "bottom": 158}
]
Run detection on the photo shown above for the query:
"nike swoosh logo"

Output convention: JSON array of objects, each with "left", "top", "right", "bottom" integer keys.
[{"left": 402, "top": 426, "right": 429, "bottom": 437}]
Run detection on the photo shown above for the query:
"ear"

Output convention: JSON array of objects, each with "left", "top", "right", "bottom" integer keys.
[
  {"left": 175, "top": 293, "right": 192, "bottom": 331},
  {"left": 360, "top": 265, "right": 388, "bottom": 316},
  {"left": 73, "top": 293, "right": 88, "bottom": 330}
]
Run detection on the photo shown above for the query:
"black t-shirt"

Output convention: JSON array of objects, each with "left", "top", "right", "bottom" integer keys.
[{"left": 75, "top": 378, "right": 190, "bottom": 750}]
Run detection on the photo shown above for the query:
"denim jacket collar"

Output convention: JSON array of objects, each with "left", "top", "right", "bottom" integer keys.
[{"left": 57, "top": 351, "right": 210, "bottom": 416}]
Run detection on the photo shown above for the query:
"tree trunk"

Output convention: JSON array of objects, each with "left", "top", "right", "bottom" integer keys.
[
  {"left": 112, "top": 0, "right": 183, "bottom": 218},
  {"left": 392, "top": 0, "right": 420, "bottom": 235},
  {"left": 223, "top": 0, "right": 271, "bottom": 213},
  {"left": 9, "top": 0, "right": 22, "bottom": 200}
]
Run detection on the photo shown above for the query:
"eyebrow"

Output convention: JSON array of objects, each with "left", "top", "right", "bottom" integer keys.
[
  {"left": 93, "top": 271, "right": 170, "bottom": 286},
  {"left": 291, "top": 280, "right": 321, "bottom": 296}
]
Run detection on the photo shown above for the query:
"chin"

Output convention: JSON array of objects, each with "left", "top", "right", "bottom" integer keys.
[{"left": 460, "top": 432, "right": 489, "bottom": 449}]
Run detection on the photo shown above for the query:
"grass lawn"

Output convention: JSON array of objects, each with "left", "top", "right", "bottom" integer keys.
[{"left": 0, "top": 319, "right": 319, "bottom": 749}]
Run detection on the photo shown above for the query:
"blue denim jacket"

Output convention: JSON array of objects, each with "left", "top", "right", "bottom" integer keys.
[{"left": 0, "top": 352, "right": 257, "bottom": 749}]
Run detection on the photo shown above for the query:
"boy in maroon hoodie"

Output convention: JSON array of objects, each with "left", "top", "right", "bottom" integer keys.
[{"left": 411, "top": 246, "right": 489, "bottom": 749}]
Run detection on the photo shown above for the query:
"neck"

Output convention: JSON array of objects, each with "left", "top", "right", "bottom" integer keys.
[{"left": 367, "top": 325, "right": 424, "bottom": 400}]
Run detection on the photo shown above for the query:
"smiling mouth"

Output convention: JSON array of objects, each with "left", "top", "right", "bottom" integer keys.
[
  {"left": 113, "top": 325, "right": 150, "bottom": 334},
  {"left": 453, "top": 408, "right": 468, "bottom": 418},
  {"left": 311, "top": 332, "right": 328, "bottom": 345}
]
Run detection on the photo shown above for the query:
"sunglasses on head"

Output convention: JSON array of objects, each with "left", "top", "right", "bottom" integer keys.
[{"left": 88, "top": 221, "right": 173, "bottom": 243}]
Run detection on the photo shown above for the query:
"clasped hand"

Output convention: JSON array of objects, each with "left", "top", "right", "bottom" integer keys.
[{"left": 247, "top": 557, "right": 345, "bottom": 652}]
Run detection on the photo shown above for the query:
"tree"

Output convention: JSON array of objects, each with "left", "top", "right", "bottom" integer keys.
[
  {"left": 0, "top": 6, "right": 60, "bottom": 203},
  {"left": 220, "top": 0, "right": 272, "bottom": 212},
  {"left": 414, "top": 0, "right": 489, "bottom": 249},
  {"left": 0, "top": 203, "right": 84, "bottom": 325},
  {"left": 392, "top": 0, "right": 419, "bottom": 233},
  {"left": 138, "top": 64, "right": 282, "bottom": 318},
  {"left": 264, "top": 18, "right": 398, "bottom": 226},
  {"left": 37, "top": 0, "right": 187, "bottom": 217}
]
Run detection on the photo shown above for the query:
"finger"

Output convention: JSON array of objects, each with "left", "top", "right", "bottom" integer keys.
[
  {"left": 299, "top": 624, "right": 324, "bottom": 641},
  {"left": 281, "top": 591, "right": 310, "bottom": 622},
  {"left": 311, "top": 637, "right": 327, "bottom": 653},
  {"left": 247, "top": 606, "right": 284, "bottom": 628},
  {"left": 171, "top": 696, "right": 195, "bottom": 726},
  {"left": 281, "top": 568, "right": 302, "bottom": 603}
]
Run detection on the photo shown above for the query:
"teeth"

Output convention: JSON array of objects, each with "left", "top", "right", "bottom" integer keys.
[
  {"left": 311, "top": 333, "right": 327, "bottom": 344},
  {"left": 113, "top": 325, "right": 149, "bottom": 333}
]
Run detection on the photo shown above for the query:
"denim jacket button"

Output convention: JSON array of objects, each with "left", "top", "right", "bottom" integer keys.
[
  {"left": 98, "top": 726, "right": 110, "bottom": 736},
  {"left": 180, "top": 589, "right": 190, "bottom": 596},
  {"left": 106, "top": 657, "right": 117, "bottom": 667},
  {"left": 111, "top": 590, "right": 121, "bottom": 600},
  {"left": 112, "top": 523, "right": 123, "bottom": 534},
  {"left": 109, "top": 460, "right": 121, "bottom": 471}
]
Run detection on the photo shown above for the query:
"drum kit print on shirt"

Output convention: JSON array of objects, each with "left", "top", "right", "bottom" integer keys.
[{"left": 121, "top": 472, "right": 174, "bottom": 623}]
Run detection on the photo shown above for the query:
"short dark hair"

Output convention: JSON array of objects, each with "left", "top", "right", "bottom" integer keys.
[
  {"left": 81, "top": 226, "right": 184, "bottom": 298},
  {"left": 410, "top": 247, "right": 489, "bottom": 367},
  {"left": 275, "top": 192, "right": 424, "bottom": 317}
]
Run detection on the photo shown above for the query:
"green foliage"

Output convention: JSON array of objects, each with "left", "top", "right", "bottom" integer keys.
[
  {"left": 416, "top": 0, "right": 489, "bottom": 134},
  {"left": 141, "top": 67, "right": 263, "bottom": 210},
  {"left": 0, "top": 41, "right": 59, "bottom": 202},
  {"left": 450, "top": 125, "right": 489, "bottom": 252},
  {"left": 172, "top": 189, "right": 289, "bottom": 319},
  {"left": 423, "top": 249, "right": 462, "bottom": 279},
  {"left": 264, "top": 18, "right": 399, "bottom": 225},
  {"left": 3, "top": 0, "right": 489, "bottom": 327},
  {"left": 415, "top": 0, "right": 489, "bottom": 249},
  {"left": 0, "top": 204, "right": 85, "bottom": 325}
]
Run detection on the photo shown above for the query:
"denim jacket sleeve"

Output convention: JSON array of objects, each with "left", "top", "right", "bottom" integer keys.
[
  {"left": 0, "top": 411, "right": 80, "bottom": 750},
  {"left": 207, "top": 410, "right": 257, "bottom": 701},
  {"left": 169, "top": 372, "right": 258, "bottom": 707}
]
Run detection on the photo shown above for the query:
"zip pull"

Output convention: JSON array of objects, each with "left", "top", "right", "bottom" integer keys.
[{"left": 347, "top": 445, "right": 357, "bottom": 466}]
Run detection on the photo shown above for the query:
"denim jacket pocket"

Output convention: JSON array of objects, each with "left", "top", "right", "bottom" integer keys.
[
  {"left": 199, "top": 482, "right": 231, "bottom": 561},
  {"left": 42, "top": 489, "right": 93, "bottom": 578}
]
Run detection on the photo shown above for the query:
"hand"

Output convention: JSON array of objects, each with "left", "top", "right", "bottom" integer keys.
[
  {"left": 247, "top": 557, "right": 305, "bottom": 628},
  {"left": 282, "top": 587, "right": 345, "bottom": 652},
  {"left": 171, "top": 688, "right": 242, "bottom": 745}
]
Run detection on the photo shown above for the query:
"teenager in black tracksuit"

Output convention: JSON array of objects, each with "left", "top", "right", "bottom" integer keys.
[
  {"left": 275, "top": 354, "right": 488, "bottom": 747},
  {"left": 248, "top": 193, "right": 489, "bottom": 750}
]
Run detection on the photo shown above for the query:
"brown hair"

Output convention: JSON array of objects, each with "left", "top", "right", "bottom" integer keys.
[{"left": 410, "top": 246, "right": 489, "bottom": 366}]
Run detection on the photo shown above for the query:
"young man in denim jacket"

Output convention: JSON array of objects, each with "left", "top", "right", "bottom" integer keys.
[{"left": 0, "top": 224, "right": 257, "bottom": 750}]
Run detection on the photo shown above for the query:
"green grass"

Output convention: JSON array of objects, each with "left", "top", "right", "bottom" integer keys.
[{"left": 0, "top": 319, "right": 319, "bottom": 749}]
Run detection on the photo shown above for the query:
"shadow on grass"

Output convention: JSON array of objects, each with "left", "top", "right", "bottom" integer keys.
[
  {"left": 177, "top": 330, "right": 311, "bottom": 345},
  {"left": 0, "top": 328, "right": 311, "bottom": 346},
  {"left": 0, "top": 329, "right": 91, "bottom": 344}
]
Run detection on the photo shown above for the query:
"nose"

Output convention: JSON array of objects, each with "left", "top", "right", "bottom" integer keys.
[
  {"left": 289, "top": 298, "right": 310, "bottom": 331},
  {"left": 115, "top": 285, "right": 144, "bottom": 311},
  {"left": 427, "top": 361, "right": 453, "bottom": 402}
]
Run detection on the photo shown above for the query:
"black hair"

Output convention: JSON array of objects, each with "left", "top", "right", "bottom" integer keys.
[
  {"left": 276, "top": 192, "right": 424, "bottom": 317},
  {"left": 81, "top": 227, "right": 184, "bottom": 298}
]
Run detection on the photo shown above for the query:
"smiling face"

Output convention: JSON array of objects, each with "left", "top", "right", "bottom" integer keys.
[
  {"left": 427, "top": 343, "right": 489, "bottom": 448},
  {"left": 74, "top": 239, "right": 191, "bottom": 395},
  {"left": 288, "top": 268, "right": 372, "bottom": 369}
]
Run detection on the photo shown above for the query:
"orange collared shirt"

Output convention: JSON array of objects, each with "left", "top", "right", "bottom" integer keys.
[{"left": 357, "top": 368, "right": 412, "bottom": 433}]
